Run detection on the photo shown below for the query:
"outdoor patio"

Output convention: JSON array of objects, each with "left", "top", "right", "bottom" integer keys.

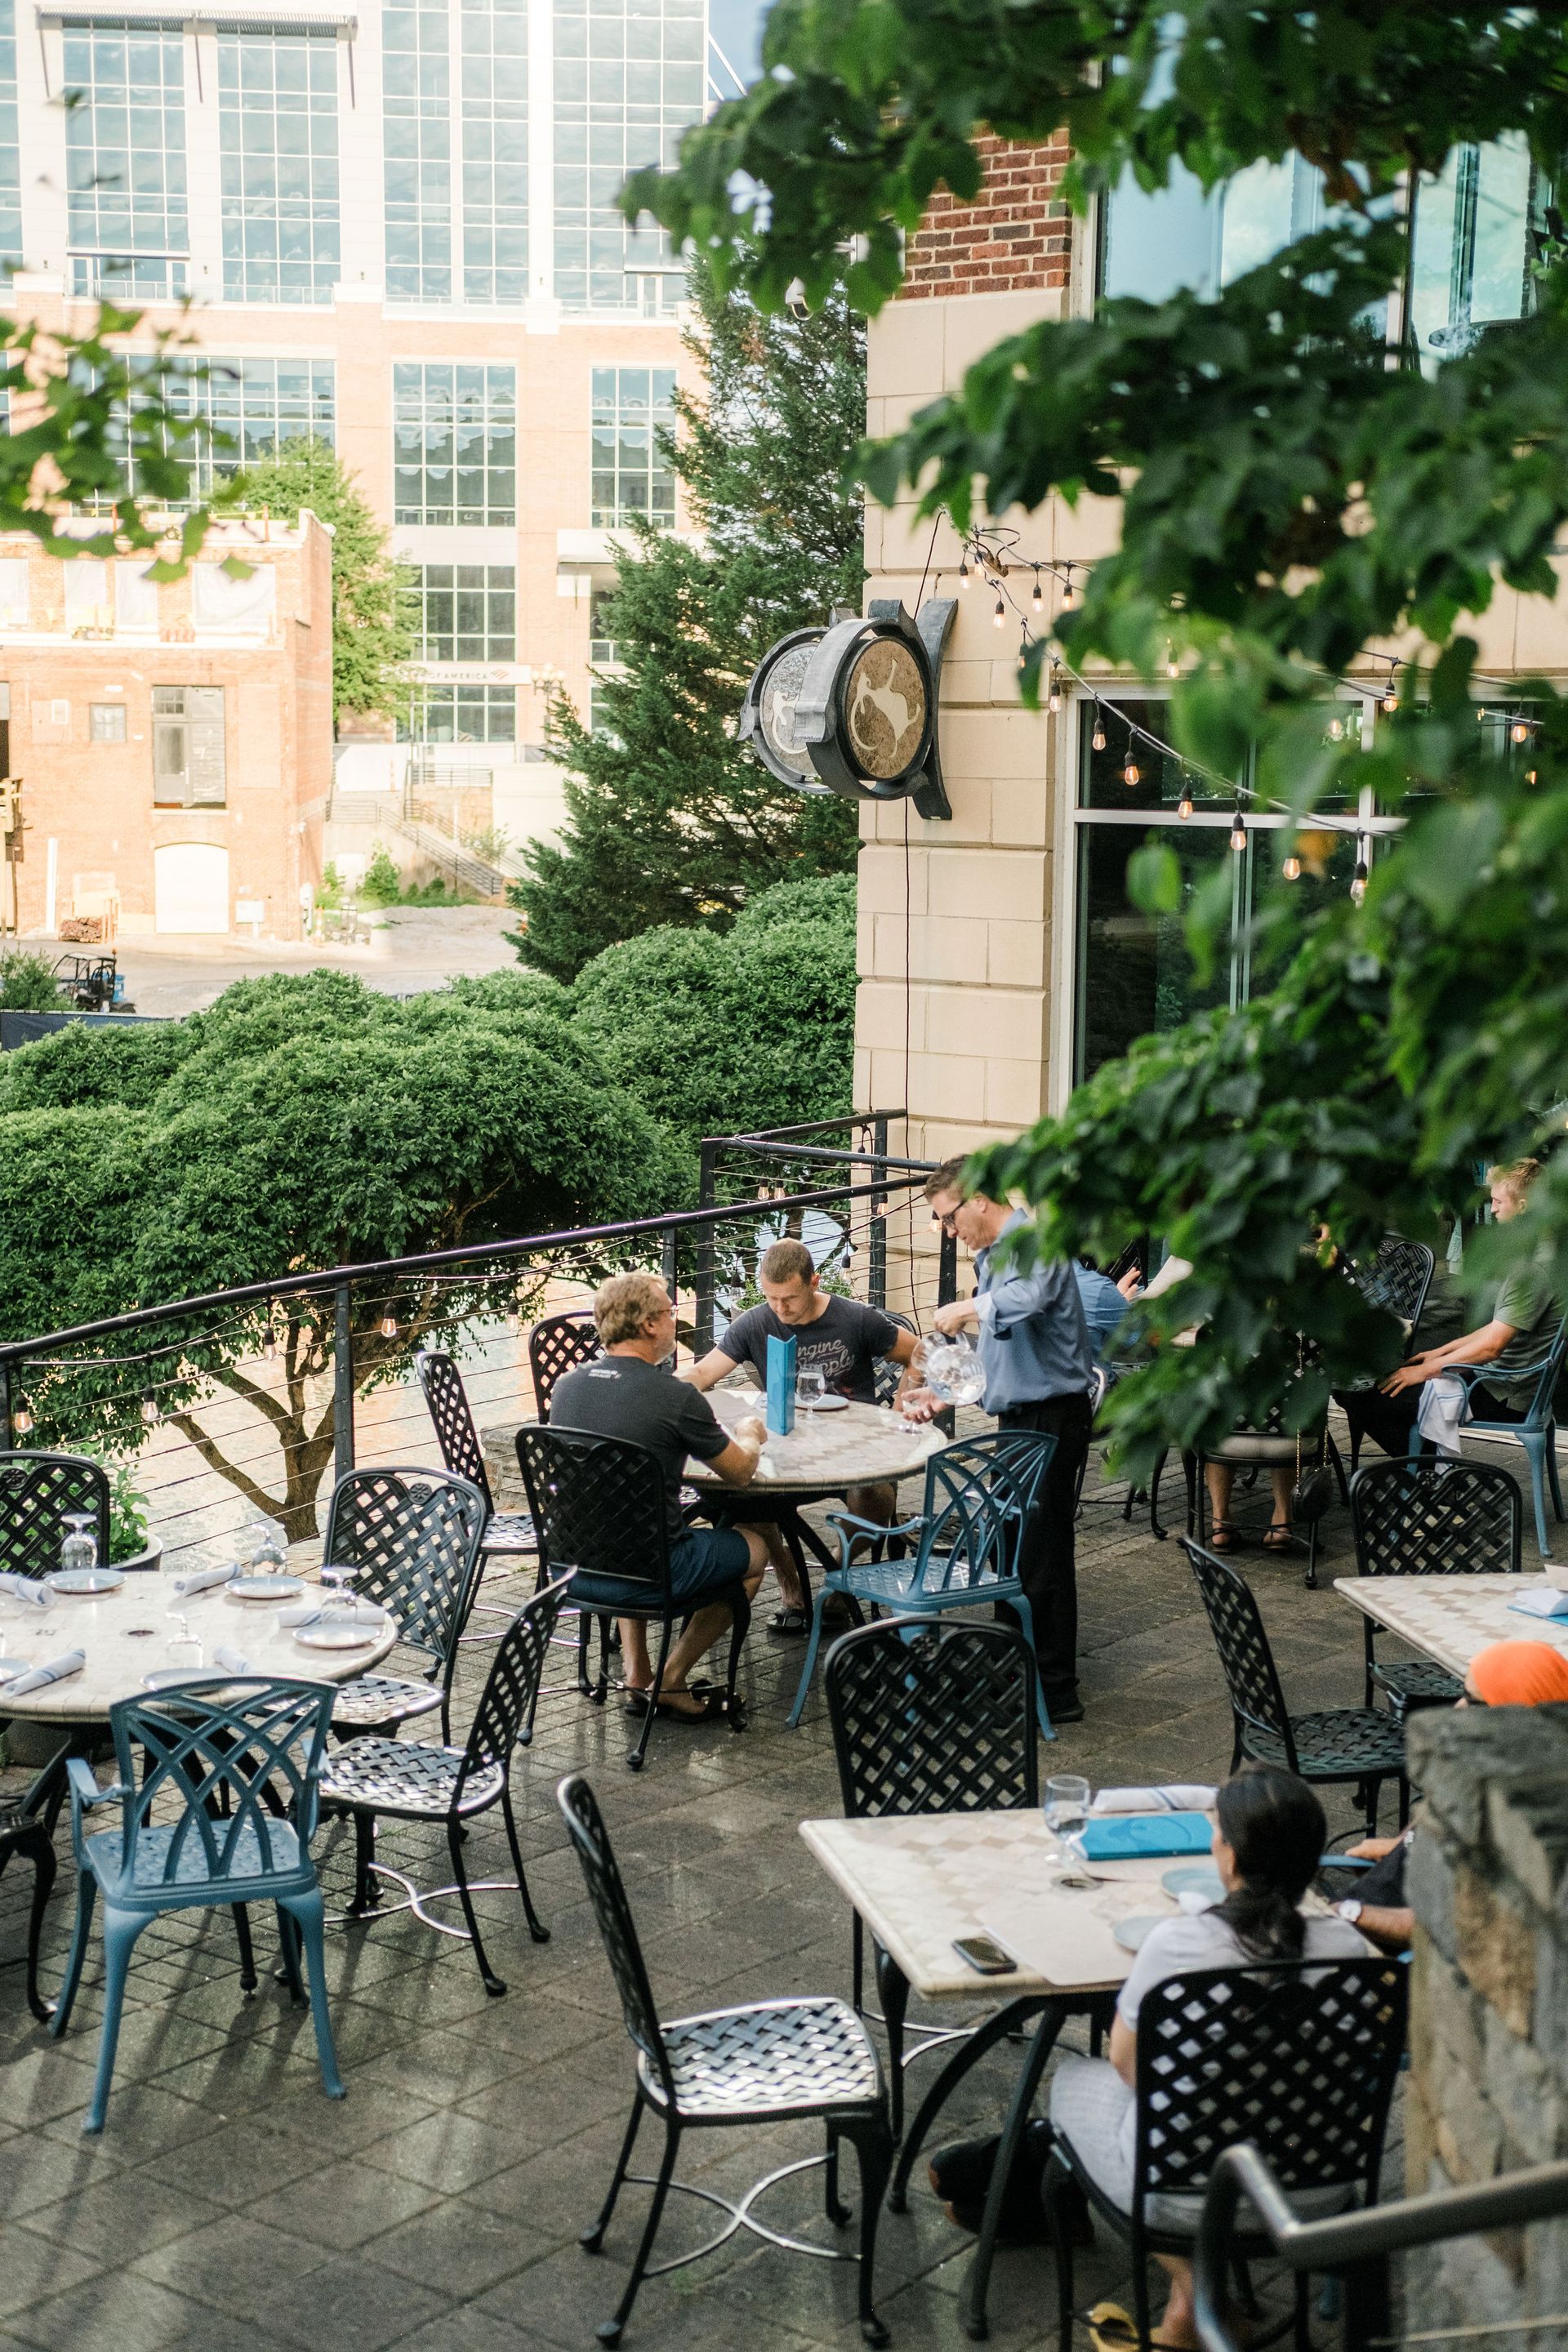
[{"left": 0, "top": 1446, "right": 1409, "bottom": 2352}]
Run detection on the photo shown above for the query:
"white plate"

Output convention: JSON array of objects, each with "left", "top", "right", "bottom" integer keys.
[
  {"left": 47, "top": 1567, "right": 125, "bottom": 1596},
  {"left": 294, "top": 1621, "right": 381, "bottom": 1651},
  {"left": 142, "top": 1667, "right": 202, "bottom": 1690},
  {"left": 802, "top": 1394, "right": 849, "bottom": 1412},
  {"left": 228, "top": 1575, "right": 303, "bottom": 1603},
  {"left": 1112, "top": 1914, "right": 1169, "bottom": 1955},
  {"left": 0, "top": 1657, "right": 30, "bottom": 1682},
  {"left": 1161, "top": 1866, "right": 1224, "bottom": 1904}
]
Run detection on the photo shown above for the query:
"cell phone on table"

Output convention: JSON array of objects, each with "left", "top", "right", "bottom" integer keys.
[{"left": 952, "top": 1935, "right": 1018, "bottom": 1976}]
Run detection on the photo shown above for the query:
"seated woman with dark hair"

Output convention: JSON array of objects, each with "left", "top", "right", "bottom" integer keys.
[{"left": 1049, "top": 1766, "right": 1370, "bottom": 2352}]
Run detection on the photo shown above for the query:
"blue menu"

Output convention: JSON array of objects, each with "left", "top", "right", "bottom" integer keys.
[{"left": 765, "top": 1333, "right": 797, "bottom": 1435}]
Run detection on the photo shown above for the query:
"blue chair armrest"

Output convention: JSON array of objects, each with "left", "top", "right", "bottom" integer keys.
[
  {"left": 1319, "top": 1851, "right": 1375, "bottom": 1872},
  {"left": 824, "top": 1508, "right": 926, "bottom": 1572},
  {"left": 66, "top": 1757, "right": 128, "bottom": 1853}
]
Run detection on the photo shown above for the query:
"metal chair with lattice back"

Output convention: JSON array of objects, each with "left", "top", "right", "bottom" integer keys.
[
  {"left": 1045, "top": 1956, "right": 1408, "bottom": 2352},
  {"left": 788, "top": 1431, "right": 1057, "bottom": 1735},
  {"left": 319, "top": 1579, "right": 569, "bottom": 1994},
  {"left": 52, "top": 1677, "right": 344, "bottom": 2133},
  {"left": 1431, "top": 1313, "right": 1568, "bottom": 1562},
  {"left": 871, "top": 1312, "right": 919, "bottom": 1409},
  {"left": 558, "top": 1772, "right": 893, "bottom": 2348},
  {"left": 824, "top": 1616, "right": 1040, "bottom": 2141},
  {"left": 1, "top": 1749, "right": 61, "bottom": 2020},
  {"left": 517, "top": 1425, "right": 751, "bottom": 1771},
  {"left": 0, "top": 1451, "right": 110, "bottom": 1584},
  {"left": 414, "top": 1348, "right": 536, "bottom": 1558},
  {"left": 1350, "top": 1457, "right": 1523, "bottom": 1717},
  {"left": 318, "top": 1467, "right": 488, "bottom": 1757},
  {"left": 528, "top": 1311, "right": 601, "bottom": 1417},
  {"left": 1343, "top": 1237, "right": 1438, "bottom": 1473},
  {"left": 1184, "top": 1538, "right": 1408, "bottom": 1835}
]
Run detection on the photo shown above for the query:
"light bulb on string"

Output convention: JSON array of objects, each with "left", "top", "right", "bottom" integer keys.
[
  {"left": 1060, "top": 568, "right": 1075, "bottom": 608},
  {"left": 1528, "top": 768, "right": 1539, "bottom": 786},
  {"left": 1165, "top": 640, "right": 1178, "bottom": 679},
  {"left": 958, "top": 555, "right": 969, "bottom": 588},
  {"left": 1123, "top": 752, "right": 1141, "bottom": 788},
  {"left": 1091, "top": 712, "right": 1107, "bottom": 753},
  {"left": 1351, "top": 838, "right": 1370, "bottom": 906},
  {"left": 1282, "top": 851, "right": 1303, "bottom": 881},
  {"left": 1017, "top": 630, "right": 1029, "bottom": 676},
  {"left": 1382, "top": 680, "right": 1398, "bottom": 714},
  {"left": 1512, "top": 719, "right": 1532, "bottom": 745},
  {"left": 261, "top": 1325, "right": 277, "bottom": 1362},
  {"left": 1327, "top": 714, "right": 1345, "bottom": 742},
  {"left": 1031, "top": 572, "right": 1044, "bottom": 615},
  {"left": 1229, "top": 804, "right": 1247, "bottom": 853},
  {"left": 1047, "top": 661, "right": 1062, "bottom": 713},
  {"left": 11, "top": 1405, "right": 33, "bottom": 1436},
  {"left": 992, "top": 597, "right": 1005, "bottom": 629},
  {"left": 380, "top": 1312, "right": 399, "bottom": 1339},
  {"left": 140, "top": 1392, "right": 159, "bottom": 1428},
  {"left": 1177, "top": 785, "right": 1194, "bottom": 821}
]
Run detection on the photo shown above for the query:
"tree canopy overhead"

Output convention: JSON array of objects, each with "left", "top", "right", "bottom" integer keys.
[
  {"left": 508, "top": 260, "right": 862, "bottom": 980},
  {"left": 626, "top": 0, "right": 1568, "bottom": 1475}
]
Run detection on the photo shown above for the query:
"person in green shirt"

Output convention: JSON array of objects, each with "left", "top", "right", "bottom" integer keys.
[{"left": 1337, "top": 1160, "right": 1561, "bottom": 1456}]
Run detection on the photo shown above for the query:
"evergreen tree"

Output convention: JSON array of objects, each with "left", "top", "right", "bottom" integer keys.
[
  {"left": 508, "top": 263, "right": 864, "bottom": 980},
  {"left": 234, "top": 439, "right": 417, "bottom": 729}
]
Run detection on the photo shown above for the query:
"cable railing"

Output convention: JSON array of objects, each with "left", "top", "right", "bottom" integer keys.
[
  {"left": 1194, "top": 2142, "right": 1568, "bottom": 2352},
  {"left": 0, "top": 1116, "right": 949, "bottom": 1576}
]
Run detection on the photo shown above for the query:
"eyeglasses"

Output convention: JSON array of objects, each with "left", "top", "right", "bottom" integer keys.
[{"left": 931, "top": 1209, "right": 960, "bottom": 1236}]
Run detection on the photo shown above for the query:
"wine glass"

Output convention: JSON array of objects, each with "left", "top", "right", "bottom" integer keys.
[
  {"left": 797, "top": 1367, "right": 826, "bottom": 1413},
  {"left": 59, "top": 1512, "right": 98, "bottom": 1581},
  {"left": 164, "top": 1606, "right": 202, "bottom": 1677},
  {"left": 319, "top": 1558, "right": 359, "bottom": 1612},
  {"left": 1045, "top": 1773, "right": 1094, "bottom": 1887},
  {"left": 252, "top": 1520, "right": 287, "bottom": 1576}
]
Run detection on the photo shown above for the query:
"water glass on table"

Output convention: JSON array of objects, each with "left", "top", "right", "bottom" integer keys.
[
  {"left": 1045, "top": 1773, "right": 1094, "bottom": 1887},
  {"left": 796, "top": 1368, "right": 826, "bottom": 1413},
  {"left": 60, "top": 1513, "right": 98, "bottom": 1579},
  {"left": 319, "top": 1558, "right": 360, "bottom": 1609}
]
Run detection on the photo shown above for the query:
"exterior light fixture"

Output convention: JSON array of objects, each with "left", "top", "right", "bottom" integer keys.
[
  {"left": 1229, "top": 804, "right": 1247, "bottom": 853},
  {"left": 1165, "top": 641, "right": 1178, "bottom": 679},
  {"left": 380, "top": 1313, "right": 399, "bottom": 1339},
  {"left": 1177, "top": 786, "right": 1194, "bottom": 821},
  {"left": 1123, "top": 755, "right": 1141, "bottom": 788},
  {"left": 1351, "top": 838, "right": 1370, "bottom": 905},
  {"left": 992, "top": 598, "right": 1005, "bottom": 628},
  {"left": 1327, "top": 715, "right": 1345, "bottom": 742},
  {"left": 958, "top": 556, "right": 969, "bottom": 588},
  {"left": 1512, "top": 719, "right": 1531, "bottom": 745},
  {"left": 1091, "top": 714, "right": 1107, "bottom": 752},
  {"left": 1047, "top": 662, "right": 1062, "bottom": 712},
  {"left": 11, "top": 1405, "right": 33, "bottom": 1436},
  {"left": 1282, "top": 853, "right": 1303, "bottom": 881},
  {"left": 1382, "top": 683, "right": 1398, "bottom": 713},
  {"left": 140, "top": 1392, "right": 159, "bottom": 1427},
  {"left": 1031, "top": 573, "right": 1044, "bottom": 615}
]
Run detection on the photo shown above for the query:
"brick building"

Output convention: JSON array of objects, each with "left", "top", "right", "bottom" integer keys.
[{"left": 0, "top": 513, "right": 332, "bottom": 940}]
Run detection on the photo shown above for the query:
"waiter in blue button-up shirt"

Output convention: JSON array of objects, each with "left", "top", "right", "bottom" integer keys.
[{"left": 912, "top": 1157, "right": 1095, "bottom": 1725}]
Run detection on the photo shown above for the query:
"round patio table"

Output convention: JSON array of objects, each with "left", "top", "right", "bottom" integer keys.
[{"left": 0, "top": 1574, "right": 398, "bottom": 1722}]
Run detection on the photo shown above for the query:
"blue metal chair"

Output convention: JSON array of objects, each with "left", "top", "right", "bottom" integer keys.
[
  {"left": 1405, "top": 1315, "right": 1568, "bottom": 1559},
  {"left": 786, "top": 1432, "right": 1057, "bottom": 1735},
  {"left": 51, "top": 1677, "right": 343, "bottom": 2134}
]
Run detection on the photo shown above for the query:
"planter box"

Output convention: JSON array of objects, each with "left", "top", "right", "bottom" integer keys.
[{"left": 114, "top": 1539, "right": 163, "bottom": 1575}]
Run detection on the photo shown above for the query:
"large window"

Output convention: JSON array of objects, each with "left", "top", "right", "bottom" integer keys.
[
  {"left": 554, "top": 0, "right": 702, "bottom": 312},
  {"left": 461, "top": 0, "right": 528, "bottom": 304},
  {"left": 383, "top": 0, "right": 452, "bottom": 303},
  {"left": 219, "top": 30, "right": 340, "bottom": 305},
  {"left": 153, "top": 684, "right": 226, "bottom": 806},
  {"left": 399, "top": 684, "right": 515, "bottom": 742},
  {"left": 590, "top": 367, "right": 675, "bottom": 527},
  {"left": 394, "top": 363, "right": 516, "bottom": 524},
  {"left": 179, "top": 357, "right": 335, "bottom": 492},
  {"left": 64, "top": 24, "right": 188, "bottom": 300},
  {"left": 414, "top": 564, "right": 515, "bottom": 663},
  {"left": 1408, "top": 136, "right": 1551, "bottom": 361}
]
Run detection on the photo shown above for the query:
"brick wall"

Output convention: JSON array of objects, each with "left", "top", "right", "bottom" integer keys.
[
  {"left": 900, "top": 134, "right": 1073, "bottom": 301},
  {"left": 1405, "top": 1704, "right": 1568, "bottom": 2328}
]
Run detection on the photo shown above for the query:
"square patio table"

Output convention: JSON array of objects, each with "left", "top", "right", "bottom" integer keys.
[{"left": 1331, "top": 1571, "right": 1568, "bottom": 1681}]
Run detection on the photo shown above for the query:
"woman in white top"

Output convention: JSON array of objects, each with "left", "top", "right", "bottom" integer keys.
[{"left": 1049, "top": 1766, "right": 1372, "bottom": 2350}]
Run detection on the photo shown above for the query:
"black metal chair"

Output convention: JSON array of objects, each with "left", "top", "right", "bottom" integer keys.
[
  {"left": 0, "top": 1745, "right": 62, "bottom": 2020},
  {"left": 1184, "top": 1538, "right": 1409, "bottom": 1834},
  {"left": 528, "top": 1311, "right": 601, "bottom": 1417},
  {"left": 320, "top": 1581, "right": 568, "bottom": 1994},
  {"left": 1350, "top": 1457, "right": 1523, "bottom": 1717},
  {"left": 517, "top": 1424, "right": 751, "bottom": 1771},
  {"left": 318, "top": 1466, "right": 487, "bottom": 1742},
  {"left": 824, "top": 1615, "right": 1039, "bottom": 2140},
  {"left": 872, "top": 1311, "right": 918, "bottom": 1409},
  {"left": 1345, "top": 1237, "right": 1438, "bottom": 1473},
  {"left": 558, "top": 1772, "right": 893, "bottom": 2348},
  {"left": 0, "top": 1451, "right": 110, "bottom": 1582},
  {"left": 1046, "top": 1957, "right": 1408, "bottom": 2352},
  {"left": 414, "top": 1348, "right": 537, "bottom": 1557},
  {"left": 1184, "top": 1395, "right": 1340, "bottom": 1590}
]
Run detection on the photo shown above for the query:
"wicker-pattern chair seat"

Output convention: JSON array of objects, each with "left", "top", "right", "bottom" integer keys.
[
  {"left": 320, "top": 1737, "right": 505, "bottom": 1818},
  {"left": 644, "top": 1997, "right": 883, "bottom": 2120},
  {"left": 1370, "top": 1658, "right": 1464, "bottom": 1712},
  {"left": 481, "top": 1510, "right": 536, "bottom": 1554},
  {"left": 330, "top": 1672, "right": 443, "bottom": 1731},
  {"left": 1242, "top": 1708, "right": 1409, "bottom": 1780},
  {"left": 86, "top": 1815, "right": 304, "bottom": 1888}
]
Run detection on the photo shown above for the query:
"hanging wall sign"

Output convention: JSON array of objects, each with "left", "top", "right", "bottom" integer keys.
[{"left": 738, "top": 597, "right": 956, "bottom": 820}]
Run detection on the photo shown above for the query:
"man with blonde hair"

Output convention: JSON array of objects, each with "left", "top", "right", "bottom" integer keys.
[
  {"left": 549, "top": 1272, "right": 770, "bottom": 1722},
  {"left": 1337, "top": 1159, "right": 1561, "bottom": 1458}
]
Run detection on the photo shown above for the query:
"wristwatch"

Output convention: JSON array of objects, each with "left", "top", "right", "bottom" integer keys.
[{"left": 1335, "top": 1898, "right": 1365, "bottom": 1924}]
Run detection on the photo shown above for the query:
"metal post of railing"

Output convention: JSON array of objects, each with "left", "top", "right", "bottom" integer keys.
[
  {"left": 0, "top": 1355, "right": 11, "bottom": 1449},
  {"left": 662, "top": 1227, "right": 679, "bottom": 1320},
  {"left": 333, "top": 1281, "right": 355, "bottom": 1486},
  {"left": 869, "top": 1114, "right": 889, "bottom": 1312},
  {"left": 695, "top": 1138, "right": 718, "bottom": 1355},
  {"left": 938, "top": 1228, "right": 959, "bottom": 1309}
]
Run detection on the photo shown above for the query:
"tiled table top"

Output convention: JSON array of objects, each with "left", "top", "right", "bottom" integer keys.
[
  {"left": 800, "top": 1811, "right": 1200, "bottom": 2002},
  {"left": 688, "top": 1388, "right": 946, "bottom": 1492},
  {"left": 0, "top": 1575, "right": 398, "bottom": 1718},
  {"left": 1332, "top": 1573, "right": 1568, "bottom": 1681}
]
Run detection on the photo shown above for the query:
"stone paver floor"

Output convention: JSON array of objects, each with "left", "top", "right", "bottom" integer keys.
[{"left": 0, "top": 1437, "right": 1436, "bottom": 2352}]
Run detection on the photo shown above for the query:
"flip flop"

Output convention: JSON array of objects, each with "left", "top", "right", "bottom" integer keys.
[
  {"left": 768, "top": 1607, "right": 810, "bottom": 1637},
  {"left": 653, "top": 1689, "right": 726, "bottom": 1724},
  {"left": 1086, "top": 2302, "right": 1191, "bottom": 2352},
  {"left": 1263, "top": 1522, "right": 1298, "bottom": 1552}
]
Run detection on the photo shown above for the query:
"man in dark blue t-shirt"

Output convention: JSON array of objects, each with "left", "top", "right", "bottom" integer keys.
[{"left": 683, "top": 1238, "right": 923, "bottom": 1633}]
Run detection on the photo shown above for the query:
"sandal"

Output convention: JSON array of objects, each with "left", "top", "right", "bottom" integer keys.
[
  {"left": 1263, "top": 1521, "right": 1298, "bottom": 1552},
  {"left": 768, "top": 1606, "right": 810, "bottom": 1637},
  {"left": 1086, "top": 2303, "right": 1192, "bottom": 2352},
  {"left": 1209, "top": 1519, "right": 1241, "bottom": 1552},
  {"left": 653, "top": 1688, "right": 726, "bottom": 1724}
]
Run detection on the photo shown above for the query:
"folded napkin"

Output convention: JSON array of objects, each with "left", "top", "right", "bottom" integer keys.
[
  {"left": 4, "top": 1648, "right": 86, "bottom": 1698},
  {"left": 173, "top": 1562, "right": 238, "bottom": 1598},
  {"left": 1090, "top": 1784, "right": 1218, "bottom": 1816},
  {"left": 278, "top": 1599, "right": 386, "bottom": 1632},
  {"left": 212, "top": 1646, "right": 256, "bottom": 1677},
  {"left": 1080, "top": 1813, "right": 1214, "bottom": 1861},
  {"left": 1510, "top": 1587, "right": 1568, "bottom": 1620},
  {"left": 0, "top": 1572, "right": 53, "bottom": 1607}
]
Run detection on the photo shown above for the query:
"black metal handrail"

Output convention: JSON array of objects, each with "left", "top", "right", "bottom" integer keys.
[{"left": 1194, "top": 2142, "right": 1568, "bottom": 2352}]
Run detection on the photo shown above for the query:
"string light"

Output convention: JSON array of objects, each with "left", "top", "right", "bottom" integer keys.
[
  {"left": 1327, "top": 714, "right": 1345, "bottom": 742},
  {"left": 1047, "top": 660, "right": 1062, "bottom": 713},
  {"left": 1176, "top": 784, "right": 1194, "bottom": 820},
  {"left": 1351, "top": 838, "right": 1370, "bottom": 905},
  {"left": 1091, "top": 712, "right": 1107, "bottom": 753},
  {"left": 261, "top": 1323, "right": 277, "bottom": 1362},
  {"left": 1017, "top": 630, "right": 1029, "bottom": 676},
  {"left": 380, "top": 1313, "right": 399, "bottom": 1339},
  {"left": 1123, "top": 753, "right": 1142, "bottom": 788},
  {"left": 1381, "top": 680, "right": 1398, "bottom": 714},
  {"left": 140, "top": 1392, "right": 159, "bottom": 1427},
  {"left": 992, "top": 597, "right": 1005, "bottom": 629},
  {"left": 1282, "top": 851, "right": 1303, "bottom": 881},
  {"left": 1165, "top": 641, "right": 1179, "bottom": 679},
  {"left": 958, "top": 555, "right": 969, "bottom": 588},
  {"left": 1527, "top": 768, "right": 1539, "bottom": 786},
  {"left": 1031, "top": 572, "right": 1044, "bottom": 616},
  {"left": 1512, "top": 719, "right": 1532, "bottom": 745},
  {"left": 11, "top": 1405, "right": 33, "bottom": 1436},
  {"left": 1060, "top": 567, "right": 1075, "bottom": 608},
  {"left": 1229, "top": 804, "right": 1247, "bottom": 853}
]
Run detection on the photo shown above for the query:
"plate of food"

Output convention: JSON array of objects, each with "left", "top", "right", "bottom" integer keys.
[
  {"left": 47, "top": 1566, "right": 125, "bottom": 1597},
  {"left": 228, "top": 1574, "right": 303, "bottom": 1603}
]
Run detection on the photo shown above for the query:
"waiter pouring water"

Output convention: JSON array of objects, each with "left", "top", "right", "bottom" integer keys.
[{"left": 904, "top": 1159, "right": 1095, "bottom": 1726}]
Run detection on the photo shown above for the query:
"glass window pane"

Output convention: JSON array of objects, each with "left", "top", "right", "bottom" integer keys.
[{"left": 1075, "top": 822, "right": 1236, "bottom": 1082}]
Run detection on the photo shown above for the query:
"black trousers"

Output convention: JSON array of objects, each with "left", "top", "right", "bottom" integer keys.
[
  {"left": 996, "top": 1391, "right": 1094, "bottom": 1701},
  {"left": 1337, "top": 1380, "right": 1526, "bottom": 1459}
]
